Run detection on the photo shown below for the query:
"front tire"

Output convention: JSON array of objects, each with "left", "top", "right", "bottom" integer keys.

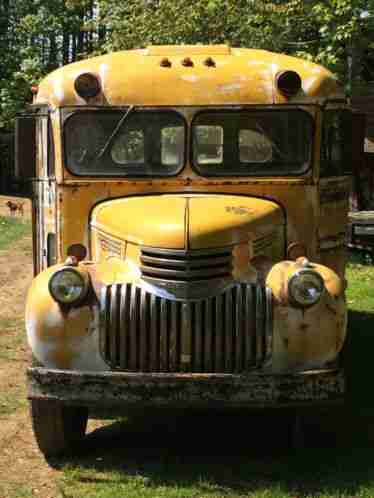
[{"left": 30, "top": 399, "right": 88, "bottom": 457}]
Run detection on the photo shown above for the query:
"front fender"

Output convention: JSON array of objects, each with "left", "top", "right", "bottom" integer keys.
[
  {"left": 25, "top": 264, "right": 108, "bottom": 371},
  {"left": 266, "top": 259, "right": 347, "bottom": 373}
]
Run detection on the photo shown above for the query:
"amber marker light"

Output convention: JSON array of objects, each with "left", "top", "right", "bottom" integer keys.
[
  {"left": 67, "top": 243, "right": 87, "bottom": 262},
  {"left": 74, "top": 72, "right": 101, "bottom": 99},
  {"left": 276, "top": 70, "right": 302, "bottom": 97},
  {"left": 287, "top": 242, "right": 307, "bottom": 261}
]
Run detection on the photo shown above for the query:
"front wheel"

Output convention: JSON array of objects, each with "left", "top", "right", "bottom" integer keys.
[{"left": 30, "top": 399, "right": 88, "bottom": 457}]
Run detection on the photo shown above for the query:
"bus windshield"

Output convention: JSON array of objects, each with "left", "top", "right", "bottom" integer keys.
[{"left": 64, "top": 108, "right": 313, "bottom": 177}]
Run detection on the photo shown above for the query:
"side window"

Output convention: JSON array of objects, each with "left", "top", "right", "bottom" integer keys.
[{"left": 321, "top": 110, "right": 351, "bottom": 177}]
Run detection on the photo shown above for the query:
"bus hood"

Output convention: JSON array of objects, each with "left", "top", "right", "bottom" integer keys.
[{"left": 90, "top": 194, "right": 284, "bottom": 250}]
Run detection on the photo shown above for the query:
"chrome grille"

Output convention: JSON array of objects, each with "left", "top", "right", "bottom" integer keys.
[
  {"left": 99, "top": 282, "right": 272, "bottom": 373},
  {"left": 140, "top": 247, "right": 233, "bottom": 282}
]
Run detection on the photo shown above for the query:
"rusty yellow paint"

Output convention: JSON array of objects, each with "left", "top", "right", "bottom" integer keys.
[
  {"left": 58, "top": 181, "right": 320, "bottom": 271},
  {"left": 91, "top": 195, "right": 187, "bottom": 249},
  {"left": 26, "top": 265, "right": 94, "bottom": 369},
  {"left": 90, "top": 194, "right": 284, "bottom": 251},
  {"left": 266, "top": 258, "right": 346, "bottom": 372},
  {"left": 188, "top": 195, "right": 283, "bottom": 248},
  {"left": 35, "top": 46, "right": 339, "bottom": 108}
]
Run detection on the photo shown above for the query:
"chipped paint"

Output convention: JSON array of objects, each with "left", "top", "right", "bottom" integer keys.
[
  {"left": 35, "top": 46, "right": 340, "bottom": 107},
  {"left": 266, "top": 260, "right": 346, "bottom": 373}
]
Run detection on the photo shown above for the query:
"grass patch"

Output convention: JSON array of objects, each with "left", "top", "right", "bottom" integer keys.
[
  {"left": 58, "top": 414, "right": 374, "bottom": 498},
  {"left": 0, "top": 215, "right": 30, "bottom": 251},
  {"left": 32, "top": 259, "right": 366, "bottom": 498},
  {"left": 0, "top": 387, "right": 27, "bottom": 417},
  {"left": 0, "top": 483, "right": 35, "bottom": 498},
  {"left": 344, "top": 261, "right": 374, "bottom": 416},
  {"left": 0, "top": 318, "right": 25, "bottom": 360}
]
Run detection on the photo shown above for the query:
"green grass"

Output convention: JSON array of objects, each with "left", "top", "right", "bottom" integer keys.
[
  {"left": 0, "top": 318, "right": 25, "bottom": 361},
  {"left": 0, "top": 215, "right": 30, "bottom": 251},
  {"left": 56, "top": 261, "right": 374, "bottom": 498},
  {"left": 0, "top": 483, "right": 35, "bottom": 498},
  {"left": 0, "top": 315, "right": 27, "bottom": 416}
]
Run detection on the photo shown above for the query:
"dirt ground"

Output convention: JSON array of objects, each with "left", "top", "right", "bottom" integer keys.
[{"left": 0, "top": 196, "right": 57, "bottom": 497}]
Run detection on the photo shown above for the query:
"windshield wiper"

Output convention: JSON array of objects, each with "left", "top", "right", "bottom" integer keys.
[{"left": 97, "top": 105, "right": 135, "bottom": 159}]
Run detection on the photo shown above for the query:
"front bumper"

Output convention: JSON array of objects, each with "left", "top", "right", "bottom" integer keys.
[{"left": 27, "top": 367, "right": 344, "bottom": 409}]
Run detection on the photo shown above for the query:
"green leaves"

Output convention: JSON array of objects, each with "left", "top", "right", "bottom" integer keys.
[{"left": 1, "top": 0, "right": 374, "bottom": 132}]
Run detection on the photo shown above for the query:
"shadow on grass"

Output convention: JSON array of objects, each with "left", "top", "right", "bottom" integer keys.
[
  {"left": 50, "top": 309, "right": 374, "bottom": 497},
  {"left": 344, "top": 309, "right": 374, "bottom": 414}
]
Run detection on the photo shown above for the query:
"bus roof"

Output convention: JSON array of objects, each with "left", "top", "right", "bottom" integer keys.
[{"left": 35, "top": 45, "right": 340, "bottom": 108}]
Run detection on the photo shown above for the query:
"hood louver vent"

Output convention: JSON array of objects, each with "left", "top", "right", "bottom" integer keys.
[
  {"left": 140, "top": 247, "right": 233, "bottom": 283},
  {"left": 99, "top": 235, "right": 122, "bottom": 258}
]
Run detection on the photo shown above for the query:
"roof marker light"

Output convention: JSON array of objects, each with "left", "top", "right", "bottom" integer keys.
[
  {"left": 74, "top": 73, "right": 101, "bottom": 99},
  {"left": 160, "top": 57, "right": 172, "bottom": 68},
  {"left": 276, "top": 70, "right": 302, "bottom": 97},
  {"left": 181, "top": 57, "right": 193, "bottom": 67},
  {"left": 203, "top": 57, "right": 216, "bottom": 67}
]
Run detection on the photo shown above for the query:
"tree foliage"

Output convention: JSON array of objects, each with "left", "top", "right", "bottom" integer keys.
[{"left": 1, "top": 0, "right": 374, "bottom": 131}]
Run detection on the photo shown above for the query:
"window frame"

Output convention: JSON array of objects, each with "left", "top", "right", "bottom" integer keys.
[
  {"left": 62, "top": 107, "right": 187, "bottom": 178},
  {"left": 190, "top": 108, "right": 314, "bottom": 177}
]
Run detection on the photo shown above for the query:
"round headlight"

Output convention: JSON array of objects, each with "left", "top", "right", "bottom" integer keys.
[
  {"left": 288, "top": 270, "right": 324, "bottom": 307},
  {"left": 49, "top": 269, "right": 88, "bottom": 305}
]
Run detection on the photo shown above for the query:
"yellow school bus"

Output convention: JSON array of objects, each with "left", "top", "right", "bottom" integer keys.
[{"left": 11, "top": 45, "right": 365, "bottom": 456}]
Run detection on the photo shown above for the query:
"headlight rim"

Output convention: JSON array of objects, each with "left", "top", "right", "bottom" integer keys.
[
  {"left": 288, "top": 269, "right": 325, "bottom": 308},
  {"left": 48, "top": 267, "right": 89, "bottom": 306}
]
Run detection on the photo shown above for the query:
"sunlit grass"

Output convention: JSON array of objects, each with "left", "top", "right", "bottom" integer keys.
[{"left": 0, "top": 215, "right": 30, "bottom": 251}]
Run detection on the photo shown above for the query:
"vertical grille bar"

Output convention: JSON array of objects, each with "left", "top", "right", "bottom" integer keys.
[
  {"left": 225, "top": 289, "right": 233, "bottom": 372},
  {"left": 129, "top": 285, "right": 138, "bottom": 370},
  {"left": 160, "top": 299, "right": 168, "bottom": 371},
  {"left": 256, "top": 286, "right": 265, "bottom": 365},
  {"left": 181, "top": 303, "right": 192, "bottom": 371},
  {"left": 150, "top": 294, "right": 159, "bottom": 372},
  {"left": 215, "top": 295, "right": 224, "bottom": 372},
  {"left": 119, "top": 284, "right": 130, "bottom": 369},
  {"left": 235, "top": 284, "right": 243, "bottom": 372},
  {"left": 243, "top": 284, "right": 254, "bottom": 368},
  {"left": 139, "top": 288, "right": 148, "bottom": 372},
  {"left": 109, "top": 284, "right": 119, "bottom": 366},
  {"left": 264, "top": 287, "right": 273, "bottom": 365},
  {"left": 193, "top": 301, "right": 203, "bottom": 372},
  {"left": 100, "top": 286, "right": 110, "bottom": 359},
  {"left": 204, "top": 299, "right": 212, "bottom": 372},
  {"left": 169, "top": 301, "right": 179, "bottom": 371}
]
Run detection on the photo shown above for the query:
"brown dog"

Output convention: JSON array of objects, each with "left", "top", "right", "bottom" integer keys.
[{"left": 5, "top": 200, "right": 24, "bottom": 216}]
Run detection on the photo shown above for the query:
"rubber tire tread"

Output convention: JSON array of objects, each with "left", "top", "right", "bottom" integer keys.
[{"left": 30, "top": 399, "right": 88, "bottom": 457}]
